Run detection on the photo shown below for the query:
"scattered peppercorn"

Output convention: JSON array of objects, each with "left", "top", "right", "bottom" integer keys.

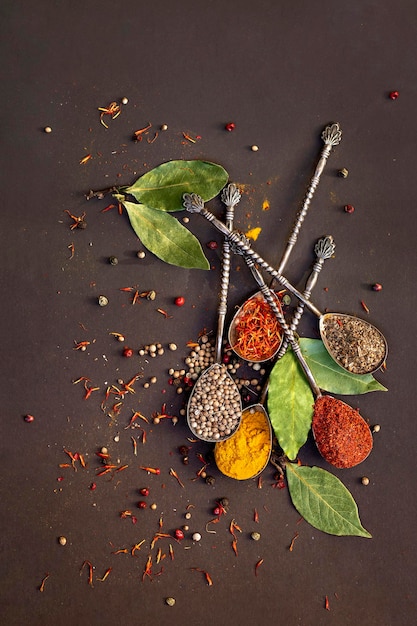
[
  {"left": 150, "top": 503, "right": 157, "bottom": 510},
  {"left": 344, "top": 204, "right": 355, "bottom": 213},
  {"left": 123, "top": 347, "right": 134, "bottom": 358},
  {"left": 389, "top": 90, "right": 399, "bottom": 100},
  {"left": 372, "top": 424, "right": 381, "bottom": 433},
  {"left": 109, "top": 256, "right": 118, "bottom": 265},
  {"left": 361, "top": 476, "right": 370, "bottom": 486},
  {"left": 137, "top": 501, "right": 147, "bottom": 509},
  {"left": 185, "top": 512, "right": 192, "bottom": 520},
  {"left": 121, "top": 97, "right": 129, "bottom": 105},
  {"left": 218, "top": 497, "right": 229, "bottom": 508},
  {"left": 251, "top": 145, "right": 259, "bottom": 152},
  {"left": 139, "top": 487, "right": 150, "bottom": 497},
  {"left": 174, "top": 296, "right": 185, "bottom": 306},
  {"left": 225, "top": 122, "right": 236, "bottom": 132},
  {"left": 251, "top": 532, "right": 261, "bottom": 541},
  {"left": 178, "top": 445, "right": 189, "bottom": 456},
  {"left": 98, "top": 295, "right": 109, "bottom": 307},
  {"left": 24, "top": 414, "right": 35, "bottom": 423},
  {"left": 174, "top": 529, "right": 185, "bottom": 540},
  {"left": 372, "top": 283, "right": 383, "bottom": 291},
  {"left": 161, "top": 124, "right": 168, "bottom": 131},
  {"left": 58, "top": 536, "right": 67, "bottom": 546},
  {"left": 205, "top": 475, "right": 215, "bottom": 485},
  {"left": 165, "top": 597, "right": 176, "bottom": 606},
  {"left": 206, "top": 240, "right": 218, "bottom": 250},
  {"left": 192, "top": 532, "right": 202, "bottom": 542},
  {"left": 338, "top": 168, "right": 349, "bottom": 178},
  {"left": 44, "top": 126, "right": 52, "bottom": 133},
  {"left": 137, "top": 250, "right": 146, "bottom": 258}
]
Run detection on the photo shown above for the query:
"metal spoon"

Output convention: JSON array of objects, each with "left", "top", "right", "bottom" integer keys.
[
  {"left": 182, "top": 194, "right": 387, "bottom": 376},
  {"left": 229, "top": 122, "right": 342, "bottom": 360},
  {"left": 273, "top": 122, "right": 342, "bottom": 279},
  {"left": 243, "top": 257, "right": 373, "bottom": 469},
  {"left": 186, "top": 184, "right": 242, "bottom": 442}
]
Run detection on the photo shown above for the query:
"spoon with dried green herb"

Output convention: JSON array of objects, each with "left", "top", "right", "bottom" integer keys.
[{"left": 182, "top": 194, "right": 388, "bottom": 376}]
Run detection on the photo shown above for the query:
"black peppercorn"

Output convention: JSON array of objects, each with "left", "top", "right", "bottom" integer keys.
[
  {"left": 178, "top": 445, "right": 189, "bottom": 456},
  {"left": 205, "top": 475, "right": 215, "bottom": 485},
  {"left": 109, "top": 256, "right": 118, "bottom": 265},
  {"left": 218, "top": 497, "right": 229, "bottom": 508},
  {"left": 77, "top": 220, "right": 87, "bottom": 229}
]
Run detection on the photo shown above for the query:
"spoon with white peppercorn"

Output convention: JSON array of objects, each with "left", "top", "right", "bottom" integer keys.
[{"left": 186, "top": 184, "right": 242, "bottom": 442}]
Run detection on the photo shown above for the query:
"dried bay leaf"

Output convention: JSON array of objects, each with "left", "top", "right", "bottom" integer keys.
[
  {"left": 286, "top": 463, "right": 372, "bottom": 538},
  {"left": 125, "top": 160, "right": 229, "bottom": 211},
  {"left": 299, "top": 338, "right": 387, "bottom": 395},
  {"left": 268, "top": 349, "right": 314, "bottom": 460},
  {"left": 123, "top": 201, "right": 209, "bottom": 270}
]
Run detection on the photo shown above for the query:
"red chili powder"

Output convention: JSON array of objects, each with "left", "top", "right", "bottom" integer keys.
[{"left": 312, "top": 396, "right": 373, "bottom": 468}]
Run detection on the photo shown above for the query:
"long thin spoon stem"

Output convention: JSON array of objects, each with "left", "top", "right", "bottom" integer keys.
[{"left": 275, "top": 123, "right": 342, "bottom": 277}]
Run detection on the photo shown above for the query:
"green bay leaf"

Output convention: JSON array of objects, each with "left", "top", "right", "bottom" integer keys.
[
  {"left": 123, "top": 201, "right": 209, "bottom": 269},
  {"left": 267, "top": 349, "right": 314, "bottom": 460},
  {"left": 125, "top": 160, "right": 229, "bottom": 211},
  {"left": 286, "top": 463, "right": 372, "bottom": 538},
  {"left": 299, "top": 338, "right": 387, "bottom": 395}
]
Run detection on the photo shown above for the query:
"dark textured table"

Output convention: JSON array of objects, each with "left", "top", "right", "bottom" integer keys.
[{"left": 1, "top": 1, "right": 416, "bottom": 624}]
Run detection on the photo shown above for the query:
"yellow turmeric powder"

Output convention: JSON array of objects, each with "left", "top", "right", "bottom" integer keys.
[{"left": 214, "top": 406, "right": 272, "bottom": 480}]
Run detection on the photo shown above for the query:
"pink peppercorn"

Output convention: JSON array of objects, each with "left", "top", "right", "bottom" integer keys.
[
  {"left": 225, "top": 122, "right": 236, "bottom": 132},
  {"left": 344, "top": 204, "right": 355, "bottom": 214},
  {"left": 174, "top": 296, "right": 185, "bottom": 307},
  {"left": 137, "top": 501, "right": 147, "bottom": 509},
  {"left": 24, "top": 414, "right": 35, "bottom": 422},
  {"left": 206, "top": 240, "right": 218, "bottom": 250},
  {"left": 372, "top": 283, "right": 383, "bottom": 291},
  {"left": 174, "top": 529, "right": 185, "bottom": 540},
  {"left": 389, "top": 91, "right": 399, "bottom": 100},
  {"left": 123, "top": 347, "right": 134, "bottom": 357}
]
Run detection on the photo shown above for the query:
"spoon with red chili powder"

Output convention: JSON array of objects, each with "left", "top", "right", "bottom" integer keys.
[{"left": 243, "top": 256, "right": 373, "bottom": 469}]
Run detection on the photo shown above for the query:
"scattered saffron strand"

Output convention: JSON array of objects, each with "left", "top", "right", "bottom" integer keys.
[
  {"left": 289, "top": 532, "right": 299, "bottom": 552},
  {"left": 39, "top": 572, "right": 50, "bottom": 592},
  {"left": 255, "top": 559, "right": 264, "bottom": 577},
  {"left": 325, "top": 595, "right": 330, "bottom": 611},
  {"left": 97, "top": 567, "right": 112, "bottom": 582},
  {"left": 98, "top": 101, "right": 121, "bottom": 128},
  {"left": 191, "top": 567, "right": 213, "bottom": 586},
  {"left": 80, "top": 154, "right": 92, "bottom": 165},
  {"left": 68, "top": 243, "right": 75, "bottom": 259},
  {"left": 360, "top": 300, "right": 370, "bottom": 314},
  {"left": 169, "top": 468, "right": 185, "bottom": 488},
  {"left": 80, "top": 560, "right": 94, "bottom": 586}
]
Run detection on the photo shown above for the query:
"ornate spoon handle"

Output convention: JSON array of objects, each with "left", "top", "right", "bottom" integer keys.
[
  {"left": 215, "top": 183, "right": 241, "bottom": 363},
  {"left": 275, "top": 123, "right": 342, "bottom": 277},
  {"left": 182, "top": 193, "right": 323, "bottom": 317},
  {"left": 244, "top": 256, "right": 321, "bottom": 397},
  {"left": 275, "top": 235, "right": 335, "bottom": 359}
]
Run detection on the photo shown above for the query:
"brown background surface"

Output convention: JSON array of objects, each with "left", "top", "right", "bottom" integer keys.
[{"left": 1, "top": 1, "right": 416, "bottom": 624}]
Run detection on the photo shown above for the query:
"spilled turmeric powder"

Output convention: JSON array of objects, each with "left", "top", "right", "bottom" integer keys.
[{"left": 214, "top": 406, "right": 271, "bottom": 480}]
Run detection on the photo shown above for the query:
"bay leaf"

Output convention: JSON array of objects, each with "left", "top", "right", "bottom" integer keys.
[
  {"left": 123, "top": 201, "right": 209, "bottom": 269},
  {"left": 125, "top": 160, "right": 229, "bottom": 211},
  {"left": 286, "top": 463, "right": 372, "bottom": 538},
  {"left": 299, "top": 338, "right": 387, "bottom": 395},
  {"left": 267, "top": 349, "right": 314, "bottom": 460}
]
